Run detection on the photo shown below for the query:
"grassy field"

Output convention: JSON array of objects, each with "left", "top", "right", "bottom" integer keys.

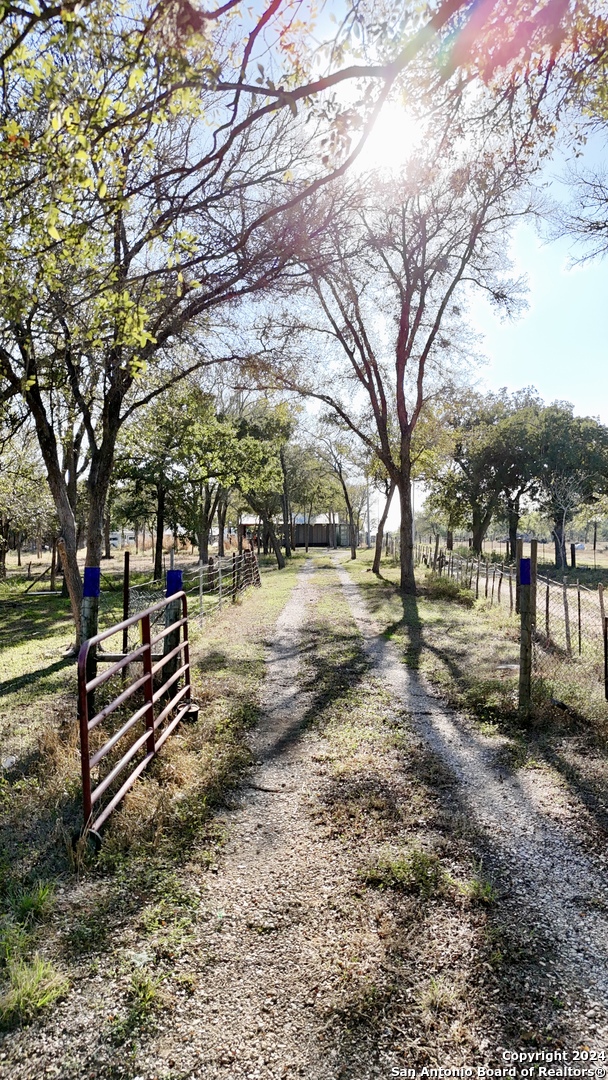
[{"left": 0, "top": 554, "right": 304, "bottom": 1032}]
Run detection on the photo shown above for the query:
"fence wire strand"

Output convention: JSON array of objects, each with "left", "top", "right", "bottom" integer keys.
[{"left": 413, "top": 541, "right": 608, "bottom": 724}]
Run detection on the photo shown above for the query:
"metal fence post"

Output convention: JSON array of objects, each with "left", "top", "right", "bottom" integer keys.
[
  {"left": 81, "top": 567, "right": 101, "bottom": 687},
  {"left": 563, "top": 576, "right": 572, "bottom": 656},
  {"left": 141, "top": 613, "right": 155, "bottom": 755},
  {"left": 122, "top": 551, "right": 130, "bottom": 657},
  {"left": 519, "top": 557, "right": 532, "bottom": 719},
  {"left": 515, "top": 538, "right": 523, "bottom": 615},
  {"left": 530, "top": 539, "right": 538, "bottom": 632}
]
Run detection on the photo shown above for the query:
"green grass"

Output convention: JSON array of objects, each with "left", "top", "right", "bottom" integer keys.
[
  {"left": 0, "top": 955, "right": 68, "bottom": 1028},
  {"left": 361, "top": 848, "right": 446, "bottom": 897}
]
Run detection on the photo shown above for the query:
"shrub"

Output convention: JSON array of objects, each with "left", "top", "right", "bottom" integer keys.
[{"left": 425, "top": 573, "right": 475, "bottom": 608}]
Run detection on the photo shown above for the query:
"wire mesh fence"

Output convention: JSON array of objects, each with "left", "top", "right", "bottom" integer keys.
[
  {"left": 413, "top": 539, "right": 608, "bottom": 724},
  {"left": 532, "top": 575, "right": 607, "bottom": 721},
  {"left": 182, "top": 550, "right": 261, "bottom": 624},
  {"left": 96, "top": 550, "right": 261, "bottom": 654}
]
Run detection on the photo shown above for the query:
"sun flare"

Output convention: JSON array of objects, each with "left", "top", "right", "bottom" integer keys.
[{"left": 356, "top": 102, "right": 425, "bottom": 173}]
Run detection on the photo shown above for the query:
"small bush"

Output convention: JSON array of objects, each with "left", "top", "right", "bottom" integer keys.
[
  {"left": 0, "top": 955, "right": 68, "bottom": 1028},
  {"left": 361, "top": 848, "right": 445, "bottom": 898},
  {"left": 425, "top": 573, "right": 475, "bottom": 608}
]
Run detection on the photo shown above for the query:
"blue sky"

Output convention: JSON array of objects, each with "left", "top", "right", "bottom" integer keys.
[{"left": 470, "top": 221, "right": 608, "bottom": 423}]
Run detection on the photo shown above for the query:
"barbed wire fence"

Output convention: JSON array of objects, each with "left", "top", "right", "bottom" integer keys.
[{"left": 411, "top": 538, "right": 608, "bottom": 724}]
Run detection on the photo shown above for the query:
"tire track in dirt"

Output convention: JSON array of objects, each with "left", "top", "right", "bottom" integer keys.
[
  {"left": 334, "top": 558, "right": 608, "bottom": 1049},
  {"left": 133, "top": 559, "right": 380, "bottom": 1080}
]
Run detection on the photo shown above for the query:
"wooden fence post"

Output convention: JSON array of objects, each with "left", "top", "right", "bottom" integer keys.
[
  {"left": 518, "top": 557, "right": 532, "bottom": 719},
  {"left": 433, "top": 534, "right": 439, "bottom": 571}
]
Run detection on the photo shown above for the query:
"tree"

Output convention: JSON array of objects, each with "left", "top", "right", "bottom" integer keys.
[
  {"left": 535, "top": 404, "right": 608, "bottom": 568},
  {"left": 426, "top": 388, "right": 543, "bottom": 556},
  {"left": 0, "top": 434, "right": 56, "bottom": 576},
  {"left": 233, "top": 402, "right": 293, "bottom": 569},
  {"left": 0, "top": 0, "right": 588, "bottom": 635},
  {"left": 270, "top": 100, "right": 537, "bottom": 591},
  {"left": 0, "top": 7, "right": 318, "bottom": 638}
]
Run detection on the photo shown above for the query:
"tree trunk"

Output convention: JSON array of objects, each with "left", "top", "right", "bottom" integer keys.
[
  {"left": 50, "top": 537, "right": 57, "bottom": 591},
  {"left": 154, "top": 486, "right": 166, "bottom": 580},
  {"left": 553, "top": 519, "right": 567, "bottom": 569},
  {"left": 279, "top": 448, "right": 291, "bottom": 558},
  {"left": 263, "top": 515, "right": 285, "bottom": 569},
  {"left": 446, "top": 530, "right": 453, "bottom": 551},
  {"left": 135, "top": 525, "right": 139, "bottom": 554},
  {"left": 397, "top": 475, "right": 415, "bottom": 593},
  {"left": 349, "top": 510, "right": 356, "bottom": 559},
  {"left": 508, "top": 508, "right": 518, "bottom": 559},
  {"left": 198, "top": 483, "right": 219, "bottom": 565},
  {"left": 0, "top": 524, "right": 7, "bottom": 579},
  {"left": 16, "top": 533, "right": 21, "bottom": 567},
  {"left": 217, "top": 495, "right": 227, "bottom": 558},
  {"left": 471, "top": 502, "right": 495, "bottom": 555},
  {"left": 372, "top": 481, "right": 395, "bottom": 576},
  {"left": 24, "top": 384, "right": 83, "bottom": 640}
]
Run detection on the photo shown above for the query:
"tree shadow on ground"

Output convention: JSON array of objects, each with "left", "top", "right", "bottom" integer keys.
[
  {"left": 318, "top": 735, "right": 584, "bottom": 1076},
  {"left": 0, "top": 657, "right": 72, "bottom": 700},
  {"left": 0, "top": 594, "right": 73, "bottom": 651}
]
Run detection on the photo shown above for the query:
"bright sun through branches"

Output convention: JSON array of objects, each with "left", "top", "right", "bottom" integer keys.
[{"left": 355, "top": 103, "right": 425, "bottom": 173}]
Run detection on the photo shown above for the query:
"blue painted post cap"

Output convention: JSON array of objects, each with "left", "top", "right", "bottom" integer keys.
[
  {"left": 166, "top": 569, "right": 182, "bottom": 597},
  {"left": 83, "top": 567, "right": 101, "bottom": 598},
  {"left": 519, "top": 557, "right": 531, "bottom": 586}
]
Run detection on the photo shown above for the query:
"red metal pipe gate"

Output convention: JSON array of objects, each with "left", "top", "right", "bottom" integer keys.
[{"left": 77, "top": 591, "right": 193, "bottom": 836}]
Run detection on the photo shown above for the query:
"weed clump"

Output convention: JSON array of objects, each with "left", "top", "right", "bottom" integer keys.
[
  {"left": 0, "top": 955, "right": 68, "bottom": 1028},
  {"left": 425, "top": 573, "right": 475, "bottom": 608},
  {"left": 361, "top": 847, "right": 445, "bottom": 898}
]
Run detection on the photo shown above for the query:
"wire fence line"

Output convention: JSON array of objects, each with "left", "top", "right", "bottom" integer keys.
[
  {"left": 96, "top": 550, "right": 261, "bottom": 652},
  {"left": 182, "top": 550, "right": 261, "bottom": 624},
  {"left": 413, "top": 539, "right": 608, "bottom": 725}
]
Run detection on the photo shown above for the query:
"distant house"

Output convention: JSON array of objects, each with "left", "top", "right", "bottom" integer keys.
[
  {"left": 293, "top": 514, "right": 355, "bottom": 548},
  {"left": 238, "top": 512, "right": 357, "bottom": 548}
]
